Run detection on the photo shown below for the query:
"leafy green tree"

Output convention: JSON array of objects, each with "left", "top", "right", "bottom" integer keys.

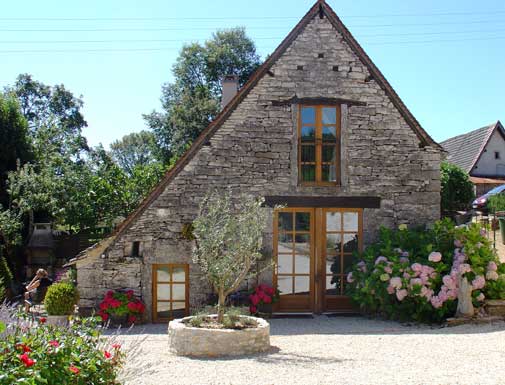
[
  {"left": 0, "top": 94, "right": 33, "bottom": 207},
  {"left": 192, "top": 191, "right": 267, "bottom": 323},
  {"left": 440, "top": 161, "right": 475, "bottom": 213},
  {"left": 6, "top": 73, "right": 89, "bottom": 160},
  {"left": 109, "top": 130, "right": 158, "bottom": 175},
  {"left": 144, "top": 27, "right": 261, "bottom": 162}
]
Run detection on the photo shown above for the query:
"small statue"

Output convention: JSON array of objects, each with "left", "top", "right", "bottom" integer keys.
[{"left": 456, "top": 275, "right": 474, "bottom": 318}]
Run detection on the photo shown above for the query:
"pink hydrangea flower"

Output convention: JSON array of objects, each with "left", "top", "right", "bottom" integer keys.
[
  {"left": 396, "top": 289, "right": 408, "bottom": 301},
  {"left": 430, "top": 296, "right": 443, "bottom": 308},
  {"left": 428, "top": 252, "right": 442, "bottom": 262},
  {"left": 399, "top": 257, "right": 409, "bottom": 264},
  {"left": 357, "top": 261, "right": 367, "bottom": 273},
  {"left": 454, "top": 239, "right": 463, "bottom": 248},
  {"left": 384, "top": 266, "right": 393, "bottom": 274},
  {"left": 420, "top": 286, "right": 434, "bottom": 300},
  {"left": 447, "top": 289, "right": 458, "bottom": 300},
  {"left": 411, "top": 263, "right": 422, "bottom": 272},
  {"left": 458, "top": 264, "right": 472, "bottom": 274},
  {"left": 410, "top": 278, "right": 422, "bottom": 287},
  {"left": 403, "top": 272, "right": 411, "bottom": 279},
  {"left": 386, "top": 285, "right": 395, "bottom": 294},
  {"left": 442, "top": 275, "right": 456, "bottom": 290},
  {"left": 375, "top": 256, "right": 388, "bottom": 265},
  {"left": 401, "top": 251, "right": 410, "bottom": 257},
  {"left": 487, "top": 261, "right": 498, "bottom": 272},
  {"left": 477, "top": 293, "right": 485, "bottom": 301},
  {"left": 486, "top": 270, "right": 499, "bottom": 281},
  {"left": 472, "top": 275, "right": 486, "bottom": 290},
  {"left": 390, "top": 277, "right": 402, "bottom": 289},
  {"left": 346, "top": 272, "right": 354, "bottom": 283}
]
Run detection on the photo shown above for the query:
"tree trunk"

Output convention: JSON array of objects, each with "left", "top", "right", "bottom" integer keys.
[{"left": 217, "top": 286, "right": 226, "bottom": 324}]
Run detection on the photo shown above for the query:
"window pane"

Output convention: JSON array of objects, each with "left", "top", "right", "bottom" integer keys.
[
  {"left": 277, "top": 233, "right": 293, "bottom": 254},
  {"left": 322, "top": 145, "right": 337, "bottom": 163},
  {"left": 172, "top": 302, "right": 186, "bottom": 310},
  {"left": 301, "top": 145, "right": 315, "bottom": 162},
  {"left": 322, "top": 107, "right": 337, "bottom": 124},
  {"left": 322, "top": 126, "right": 337, "bottom": 142},
  {"left": 294, "top": 254, "right": 310, "bottom": 274},
  {"left": 326, "top": 233, "right": 342, "bottom": 255},
  {"left": 301, "top": 165, "right": 315, "bottom": 181},
  {"left": 301, "top": 107, "right": 315, "bottom": 124},
  {"left": 343, "top": 212, "right": 359, "bottom": 232},
  {"left": 172, "top": 267, "right": 186, "bottom": 282},
  {"left": 295, "top": 212, "right": 310, "bottom": 231},
  {"left": 157, "top": 284, "right": 171, "bottom": 301},
  {"left": 294, "top": 234, "right": 310, "bottom": 255},
  {"left": 277, "top": 254, "right": 293, "bottom": 274},
  {"left": 326, "top": 212, "right": 341, "bottom": 231},
  {"left": 326, "top": 275, "right": 341, "bottom": 295},
  {"left": 172, "top": 284, "right": 186, "bottom": 301},
  {"left": 322, "top": 164, "right": 337, "bottom": 182},
  {"left": 301, "top": 126, "right": 315, "bottom": 142},
  {"left": 156, "top": 267, "right": 170, "bottom": 282},
  {"left": 278, "top": 212, "right": 293, "bottom": 231},
  {"left": 294, "top": 276, "right": 310, "bottom": 295},
  {"left": 326, "top": 254, "right": 340, "bottom": 274},
  {"left": 343, "top": 234, "right": 359, "bottom": 253},
  {"left": 157, "top": 302, "right": 170, "bottom": 319},
  {"left": 278, "top": 276, "right": 293, "bottom": 295}
]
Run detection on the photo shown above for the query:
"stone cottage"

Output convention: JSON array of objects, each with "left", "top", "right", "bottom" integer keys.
[{"left": 70, "top": 0, "right": 443, "bottom": 322}]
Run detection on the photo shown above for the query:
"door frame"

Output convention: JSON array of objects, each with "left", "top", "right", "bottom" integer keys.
[
  {"left": 273, "top": 207, "right": 363, "bottom": 313},
  {"left": 152, "top": 263, "right": 190, "bottom": 323}
]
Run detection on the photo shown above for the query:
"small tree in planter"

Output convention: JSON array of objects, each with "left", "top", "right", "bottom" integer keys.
[{"left": 192, "top": 191, "right": 268, "bottom": 324}]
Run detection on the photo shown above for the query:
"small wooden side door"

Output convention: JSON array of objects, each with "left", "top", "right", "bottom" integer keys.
[{"left": 152, "top": 264, "right": 189, "bottom": 323}]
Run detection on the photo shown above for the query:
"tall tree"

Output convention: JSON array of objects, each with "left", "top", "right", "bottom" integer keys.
[
  {"left": 109, "top": 130, "right": 158, "bottom": 175},
  {"left": 6, "top": 74, "right": 89, "bottom": 160},
  {"left": 144, "top": 27, "right": 261, "bottom": 162},
  {"left": 0, "top": 94, "right": 33, "bottom": 208}
]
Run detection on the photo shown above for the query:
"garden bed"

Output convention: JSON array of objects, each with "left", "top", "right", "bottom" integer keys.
[{"left": 168, "top": 315, "right": 270, "bottom": 357}]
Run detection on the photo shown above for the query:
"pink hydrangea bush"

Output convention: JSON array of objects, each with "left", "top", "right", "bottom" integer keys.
[{"left": 346, "top": 219, "right": 505, "bottom": 323}]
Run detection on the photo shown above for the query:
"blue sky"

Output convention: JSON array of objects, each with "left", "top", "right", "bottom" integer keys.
[{"left": 1, "top": 0, "right": 504, "bottom": 148}]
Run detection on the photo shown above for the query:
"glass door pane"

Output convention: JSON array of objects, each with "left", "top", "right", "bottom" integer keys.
[{"left": 153, "top": 264, "right": 188, "bottom": 322}]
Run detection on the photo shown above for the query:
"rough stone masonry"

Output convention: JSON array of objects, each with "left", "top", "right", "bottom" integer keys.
[{"left": 76, "top": 9, "right": 442, "bottom": 321}]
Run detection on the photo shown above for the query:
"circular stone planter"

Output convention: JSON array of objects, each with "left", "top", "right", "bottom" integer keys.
[
  {"left": 46, "top": 315, "right": 68, "bottom": 326},
  {"left": 168, "top": 315, "right": 270, "bottom": 357}
]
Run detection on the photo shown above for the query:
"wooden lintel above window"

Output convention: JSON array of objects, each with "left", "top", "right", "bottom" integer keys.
[
  {"left": 264, "top": 196, "right": 381, "bottom": 208},
  {"left": 272, "top": 96, "right": 366, "bottom": 107}
]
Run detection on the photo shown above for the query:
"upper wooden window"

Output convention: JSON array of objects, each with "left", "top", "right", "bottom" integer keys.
[{"left": 298, "top": 105, "right": 341, "bottom": 185}]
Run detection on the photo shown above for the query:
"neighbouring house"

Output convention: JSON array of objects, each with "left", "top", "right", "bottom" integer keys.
[
  {"left": 68, "top": 0, "right": 443, "bottom": 322},
  {"left": 441, "top": 121, "right": 505, "bottom": 196}
]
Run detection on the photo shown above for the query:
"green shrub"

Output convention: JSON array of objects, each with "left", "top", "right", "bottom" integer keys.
[
  {"left": 0, "top": 247, "right": 13, "bottom": 288},
  {"left": 0, "top": 278, "right": 4, "bottom": 303},
  {"left": 0, "top": 312, "right": 124, "bottom": 385},
  {"left": 488, "top": 194, "right": 505, "bottom": 213},
  {"left": 347, "top": 219, "right": 504, "bottom": 323},
  {"left": 44, "top": 282, "right": 79, "bottom": 315},
  {"left": 441, "top": 162, "right": 474, "bottom": 213}
]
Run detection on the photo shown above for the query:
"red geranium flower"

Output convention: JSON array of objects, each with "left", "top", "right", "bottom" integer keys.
[
  {"left": 126, "top": 290, "right": 134, "bottom": 299},
  {"left": 112, "top": 343, "right": 121, "bottom": 350},
  {"left": 49, "top": 340, "right": 59, "bottom": 348},
  {"left": 69, "top": 365, "right": 80, "bottom": 374},
  {"left": 249, "top": 293, "right": 260, "bottom": 306},
  {"left": 263, "top": 295, "right": 272, "bottom": 304},
  {"left": 39, "top": 317, "right": 47, "bottom": 324},
  {"left": 249, "top": 305, "right": 258, "bottom": 314},
  {"left": 106, "top": 290, "right": 114, "bottom": 298},
  {"left": 16, "top": 343, "right": 31, "bottom": 353},
  {"left": 19, "top": 353, "right": 36, "bottom": 367},
  {"left": 264, "top": 287, "right": 275, "bottom": 296},
  {"left": 104, "top": 350, "right": 112, "bottom": 359},
  {"left": 98, "top": 311, "right": 109, "bottom": 321},
  {"left": 128, "top": 315, "right": 137, "bottom": 324}
]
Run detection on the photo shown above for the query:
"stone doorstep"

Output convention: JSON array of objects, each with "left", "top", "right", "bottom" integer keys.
[{"left": 446, "top": 316, "right": 504, "bottom": 327}]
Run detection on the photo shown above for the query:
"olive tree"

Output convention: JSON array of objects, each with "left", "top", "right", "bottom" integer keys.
[{"left": 192, "top": 191, "right": 267, "bottom": 323}]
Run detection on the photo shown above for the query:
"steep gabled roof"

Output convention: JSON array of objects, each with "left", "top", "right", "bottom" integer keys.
[
  {"left": 67, "top": 0, "right": 441, "bottom": 266},
  {"left": 441, "top": 121, "right": 503, "bottom": 172}
]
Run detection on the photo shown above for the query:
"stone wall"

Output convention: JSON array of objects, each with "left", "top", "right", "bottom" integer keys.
[{"left": 77, "top": 13, "right": 442, "bottom": 320}]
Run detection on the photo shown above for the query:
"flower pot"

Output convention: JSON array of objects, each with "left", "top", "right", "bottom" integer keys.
[
  {"left": 46, "top": 315, "right": 68, "bottom": 326},
  {"left": 257, "top": 303, "right": 273, "bottom": 317},
  {"left": 108, "top": 313, "right": 129, "bottom": 327}
]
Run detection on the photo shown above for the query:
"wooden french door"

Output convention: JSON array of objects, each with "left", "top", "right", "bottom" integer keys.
[
  {"left": 152, "top": 264, "right": 189, "bottom": 323},
  {"left": 273, "top": 208, "right": 362, "bottom": 313}
]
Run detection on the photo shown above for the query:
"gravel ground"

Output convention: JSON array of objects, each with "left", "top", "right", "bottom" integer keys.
[{"left": 114, "top": 316, "right": 505, "bottom": 385}]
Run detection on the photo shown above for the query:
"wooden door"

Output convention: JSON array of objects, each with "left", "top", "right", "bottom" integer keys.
[
  {"left": 273, "top": 208, "right": 315, "bottom": 312},
  {"left": 273, "top": 208, "right": 362, "bottom": 313},
  {"left": 152, "top": 264, "right": 189, "bottom": 323},
  {"left": 320, "top": 208, "right": 362, "bottom": 312}
]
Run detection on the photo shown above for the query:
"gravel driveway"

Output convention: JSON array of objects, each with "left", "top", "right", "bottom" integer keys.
[{"left": 114, "top": 316, "right": 505, "bottom": 385}]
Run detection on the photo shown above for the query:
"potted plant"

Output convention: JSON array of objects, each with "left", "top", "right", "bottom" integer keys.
[
  {"left": 97, "top": 290, "right": 145, "bottom": 326},
  {"left": 249, "top": 284, "right": 280, "bottom": 316},
  {"left": 43, "top": 282, "right": 79, "bottom": 326}
]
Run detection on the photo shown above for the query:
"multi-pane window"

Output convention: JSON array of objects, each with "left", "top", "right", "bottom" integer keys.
[{"left": 298, "top": 105, "right": 341, "bottom": 185}]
